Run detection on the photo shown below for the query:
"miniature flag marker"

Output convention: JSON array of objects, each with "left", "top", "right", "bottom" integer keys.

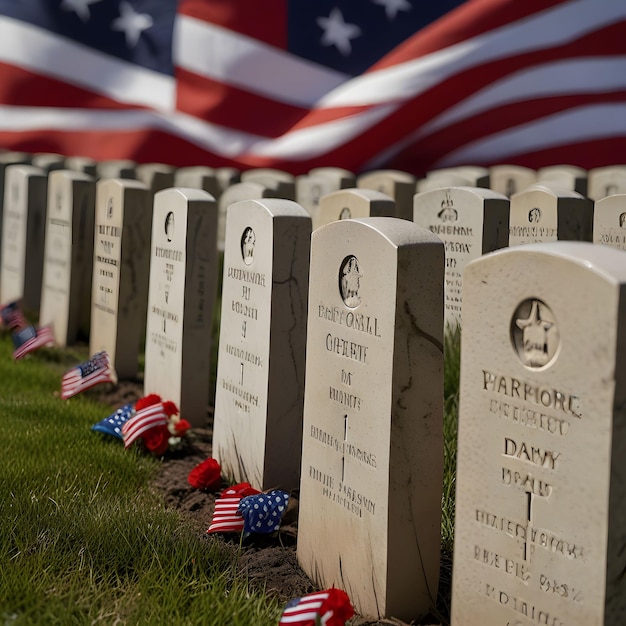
[
  {"left": 279, "top": 589, "right": 354, "bottom": 626},
  {"left": 61, "top": 351, "right": 117, "bottom": 399},
  {"left": 91, "top": 402, "right": 135, "bottom": 439},
  {"left": 12, "top": 324, "right": 55, "bottom": 360},
  {"left": 1, "top": 301, "right": 28, "bottom": 330},
  {"left": 237, "top": 490, "right": 289, "bottom": 537},
  {"left": 206, "top": 483, "right": 261, "bottom": 534}
]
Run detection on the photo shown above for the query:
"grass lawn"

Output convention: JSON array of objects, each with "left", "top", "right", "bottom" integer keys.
[{"left": 0, "top": 325, "right": 460, "bottom": 625}]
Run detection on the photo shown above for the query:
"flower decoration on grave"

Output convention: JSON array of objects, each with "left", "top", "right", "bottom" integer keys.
[
  {"left": 121, "top": 394, "right": 190, "bottom": 455},
  {"left": 279, "top": 588, "right": 354, "bottom": 626},
  {"left": 237, "top": 490, "right": 289, "bottom": 538},
  {"left": 188, "top": 457, "right": 222, "bottom": 491},
  {"left": 206, "top": 482, "right": 261, "bottom": 534}
]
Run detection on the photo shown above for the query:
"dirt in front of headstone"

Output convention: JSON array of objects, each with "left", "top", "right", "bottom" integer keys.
[{"left": 96, "top": 385, "right": 446, "bottom": 626}]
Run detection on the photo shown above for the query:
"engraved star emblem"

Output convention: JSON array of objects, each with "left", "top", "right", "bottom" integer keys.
[
  {"left": 60, "top": 0, "right": 102, "bottom": 22},
  {"left": 317, "top": 8, "right": 362, "bottom": 57},
  {"left": 516, "top": 300, "right": 553, "bottom": 367},
  {"left": 111, "top": 1, "right": 153, "bottom": 48},
  {"left": 371, "top": 0, "right": 412, "bottom": 20}
]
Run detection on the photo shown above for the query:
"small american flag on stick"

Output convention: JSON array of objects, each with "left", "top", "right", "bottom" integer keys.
[
  {"left": 121, "top": 402, "right": 170, "bottom": 449},
  {"left": 206, "top": 483, "right": 260, "bottom": 534},
  {"left": 1, "top": 301, "right": 28, "bottom": 331},
  {"left": 12, "top": 324, "right": 55, "bottom": 360},
  {"left": 279, "top": 589, "right": 354, "bottom": 626},
  {"left": 61, "top": 351, "right": 117, "bottom": 399}
]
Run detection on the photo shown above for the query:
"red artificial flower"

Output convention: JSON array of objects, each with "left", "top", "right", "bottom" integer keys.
[
  {"left": 142, "top": 424, "right": 169, "bottom": 455},
  {"left": 321, "top": 588, "right": 354, "bottom": 625},
  {"left": 162, "top": 401, "right": 179, "bottom": 417},
  {"left": 225, "top": 482, "right": 261, "bottom": 498},
  {"left": 188, "top": 458, "right": 222, "bottom": 491},
  {"left": 173, "top": 419, "right": 191, "bottom": 436},
  {"left": 134, "top": 393, "right": 162, "bottom": 411}
]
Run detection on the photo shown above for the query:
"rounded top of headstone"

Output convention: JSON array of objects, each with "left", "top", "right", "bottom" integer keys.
[
  {"left": 357, "top": 169, "right": 416, "bottom": 184},
  {"left": 49, "top": 169, "right": 94, "bottom": 183},
  {"left": 324, "top": 188, "right": 393, "bottom": 204},
  {"left": 316, "top": 216, "right": 443, "bottom": 249},
  {"left": 511, "top": 183, "right": 584, "bottom": 200},
  {"left": 476, "top": 241, "right": 626, "bottom": 284},
  {"left": 96, "top": 177, "right": 148, "bottom": 192},
  {"left": 228, "top": 198, "right": 310, "bottom": 219},
  {"left": 6, "top": 164, "right": 46, "bottom": 178},
  {"left": 416, "top": 185, "right": 508, "bottom": 202},
  {"left": 155, "top": 187, "right": 216, "bottom": 203}
]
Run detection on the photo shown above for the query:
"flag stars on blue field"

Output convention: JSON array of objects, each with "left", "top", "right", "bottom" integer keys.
[
  {"left": 60, "top": 0, "right": 102, "bottom": 22},
  {"left": 317, "top": 7, "right": 362, "bottom": 56},
  {"left": 112, "top": 1, "right": 153, "bottom": 48},
  {"left": 372, "top": 0, "right": 412, "bottom": 21}
]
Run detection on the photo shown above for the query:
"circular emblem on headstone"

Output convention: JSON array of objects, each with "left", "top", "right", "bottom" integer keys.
[
  {"left": 438, "top": 192, "right": 458, "bottom": 222},
  {"left": 241, "top": 226, "right": 256, "bottom": 265},
  {"left": 511, "top": 298, "right": 560, "bottom": 369},
  {"left": 339, "top": 255, "right": 362, "bottom": 308},
  {"left": 164, "top": 211, "right": 175, "bottom": 242},
  {"left": 619, "top": 212, "right": 626, "bottom": 228},
  {"left": 56, "top": 192, "right": 63, "bottom": 212},
  {"left": 528, "top": 207, "right": 541, "bottom": 223},
  {"left": 107, "top": 197, "right": 114, "bottom": 219},
  {"left": 339, "top": 207, "right": 351, "bottom": 220}
]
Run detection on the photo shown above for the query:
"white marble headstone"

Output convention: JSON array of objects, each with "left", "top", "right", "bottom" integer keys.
[
  {"left": 357, "top": 169, "right": 415, "bottom": 220},
  {"left": 536, "top": 165, "right": 587, "bottom": 196},
  {"left": 89, "top": 179, "right": 151, "bottom": 379},
  {"left": 212, "top": 198, "right": 311, "bottom": 491},
  {"left": 174, "top": 166, "right": 220, "bottom": 199},
  {"left": 298, "top": 217, "right": 444, "bottom": 621},
  {"left": 587, "top": 166, "right": 626, "bottom": 201},
  {"left": 417, "top": 172, "right": 472, "bottom": 193},
  {"left": 509, "top": 184, "right": 593, "bottom": 246},
  {"left": 39, "top": 170, "right": 95, "bottom": 346},
  {"left": 487, "top": 165, "right": 537, "bottom": 197},
  {"left": 413, "top": 186, "right": 509, "bottom": 328},
  {"left": 315, "top": 188, "right": 394, "bottom": 231},
  {"left": 135, "top": 163, "right": 176, "bottom": 196},
  {"left": 592, "top": 194, "right": 626, "bottom": 250},
  {"left": 96, "top": 160, "right": 136, "bottom": 180},
  {"left": 0, "top": 165, "right": 47, "bottom": 311},
  {"left": 452, "top": 242, "right": 626, "bottom": 626},
  {"left": 65, "top": 156, "right": 97, "bottom": 177},
  {"left": 31, "top": 153, "right": 65, "bottom": 173},
  {"left": 143, "top": 188, "right": 218, "bottom": 426},
  {"left": 217, "top": 181, "right": 279, "bottom": 251},
  {"left": 308, "top": 167, "right": 356, "bottom": 189},
  {"left": 240, "top": 168, "right": 296, "bottom": 200}
]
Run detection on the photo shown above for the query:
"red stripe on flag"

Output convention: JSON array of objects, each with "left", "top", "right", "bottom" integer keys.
[{"left": 177, "top": 0, "right": 288, "bottom": 47}]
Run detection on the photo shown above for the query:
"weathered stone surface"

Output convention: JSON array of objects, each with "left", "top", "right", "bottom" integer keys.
[{"left": 298, "top": 217, "right": 444, "bottom": 622}]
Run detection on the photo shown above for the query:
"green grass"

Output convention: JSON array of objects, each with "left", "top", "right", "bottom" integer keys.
[
  {"left": 0, "top": 325, "right": 462, "bottom": 625},
  {"left": 0, "top": 333, "right": 283, "bottom": 625}
]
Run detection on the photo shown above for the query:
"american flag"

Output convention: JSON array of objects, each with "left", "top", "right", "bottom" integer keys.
[
  {"left": 91, "top": 402, "right": 135, "bottom": 439},
  {"left": 279, "top": 589, "right": 354, "bottom": 626},
  {"left": 12, "top": 324, "right": 55, "bottom": 360},
  {"left": 61, "top": 350, "right": 117, "bottom": 399},
  {"left": 206, "top": 482, "right": 261, "bottom": 534},
  {"left": 0, "top": 1, "right": 623, "bottom": 175},
  {"left": 1, "top": 301, "right": 28, "bottom": 331},
  {"left": 121, "top": 401, "right": 169, "bottom": 448}
]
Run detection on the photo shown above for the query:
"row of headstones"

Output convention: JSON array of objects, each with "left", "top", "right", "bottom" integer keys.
[
  {"left": 0, "top": 150, "right": 625, "bottom": 623},
  {"left": 4, "top": 151, "right": 626, "bottom": 350},
  {"left": 213, "top": 202, "right": 626, "bottom": 625}
]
